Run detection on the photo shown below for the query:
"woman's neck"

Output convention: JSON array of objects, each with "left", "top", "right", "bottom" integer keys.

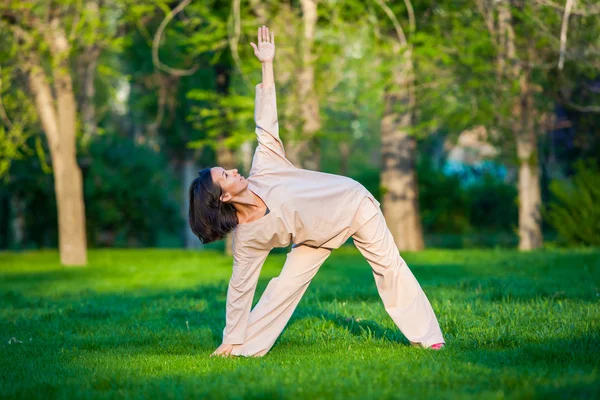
[{"left": 231, "top": 188, "right": 267, "bottom": 224}]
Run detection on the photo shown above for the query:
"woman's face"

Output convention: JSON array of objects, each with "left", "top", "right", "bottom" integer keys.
[{"left": 210, "top": 167, "right": 247, "bottom": 202}]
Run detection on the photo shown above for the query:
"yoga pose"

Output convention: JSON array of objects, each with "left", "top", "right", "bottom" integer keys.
[{"left": 189, "top": 26, "right": 445, "bottom": 358}]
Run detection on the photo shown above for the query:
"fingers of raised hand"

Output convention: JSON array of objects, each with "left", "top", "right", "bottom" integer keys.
[
  {"left": 258, "top": 26, "right": 266, "bottom": 43},
  {"left": 258, "top": 26, "right": 274, "bottom": 45}
]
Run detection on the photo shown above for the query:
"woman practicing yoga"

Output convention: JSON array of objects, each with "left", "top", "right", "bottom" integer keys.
[{"left": 189, "top": 26, "right": 446, "bottom": 357}]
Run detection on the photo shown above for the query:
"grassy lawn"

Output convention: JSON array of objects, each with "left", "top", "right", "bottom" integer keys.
[{"left": 1, "top": 248, "right": 599, "bottom": 399}]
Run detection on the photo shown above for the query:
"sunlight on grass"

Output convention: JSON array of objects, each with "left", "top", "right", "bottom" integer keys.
[{"left": 1, "top": 248, "right": 599, "bottom": 399}]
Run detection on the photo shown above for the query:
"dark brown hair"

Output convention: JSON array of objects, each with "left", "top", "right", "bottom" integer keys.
[{"left": 188, "top": 168, "right": 238, "bottom": 243}]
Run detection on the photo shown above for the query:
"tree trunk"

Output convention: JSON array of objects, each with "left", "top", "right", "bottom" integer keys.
[
  {"left": 240, "top": 141, "right": 253, "bottom": 175},
  {"left": 80, "top": 47, "right": 100, "bottom": 144},
  {"left": 0, "top": 194, "right": 9, "bottom": 249},
  {"left": 182, "top": 156, "right": 203, "bottom": 249},
  {"left": 216, "top": 138, "right": 235, "bottom": 255},
  {"left": 27, "top": 20, "right": 87, "bottom": 266},
  {"left": 215, "top": 64, "right": 235, "bottom": 255},
  {"left": 79, "top": 0, "right": 101, "bottom": 145},
  {"left": 517, "top": 142, "right": 542, "bottom": 250},
  {"left": 516, "top": 66, "right": 543, "bottom": 250},
  {"left": 498, "top": 2, "right": 543, "bottom": 250},
  {"left": 380, "top": 46, "right": 424, "bottom": 251},
  {"left": 339, "top": 141, "right": 350, "bottom": 176},
  {"left": 10, "top": 195, "right": 25, "bottom": 249},
  {"left": 287, "top": 0, "right": 321, "bottom": 170},
  {"left": 246, "top": 0, "right": 268, "bottom": 173}
]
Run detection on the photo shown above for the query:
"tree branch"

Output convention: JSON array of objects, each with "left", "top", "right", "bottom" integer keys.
[
  {"left": 68, "top": 0, "right": 84, "bottom": 42},
  {"left": 558, "top": 0, "right": 575, "bottom": 70},
  {"left": 152, "top": 0, "right": 199, "bottom": 77},
  {"left": 372, "top": 0, "right": 407, "bottom": 46},
  {"left": 475, "top": 0, "right": 497, "bottom": 46},
  {"left": 563, "top": 99, "right": 600, "bottom": 112},
  {"left": 402, "top": 0, "right": 415, "bottom": 35},
  {"left": 535, "top": 0, "right": 600, "bottom": 16},
  {"left": 228, "top": 0, "right": 252, "bottom": 90}
]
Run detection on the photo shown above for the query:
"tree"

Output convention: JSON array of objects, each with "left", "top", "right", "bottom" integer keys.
[
  {"left": 1, "top": 2, "right": 89, "bottom": 265},
  {"left": 474, "top": 0, "right": 600, "bottom": 249},
  {"left": 368, "top": 0, "right": 425, "bottom": 250}
]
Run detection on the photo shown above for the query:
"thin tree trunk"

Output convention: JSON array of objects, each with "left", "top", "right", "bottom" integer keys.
[
  {"left": 287, "top": 0, "right": 321, "bottom": 170},
  {"left": 339, "top": 141, "right": 350, "bottom": 176},
  {"left": 215, "top": 64, "right": 236, "bottom": 255},
  {"left": 246, "top": 0, "right": 268, "bottom": 174},
  {"left": 28, "top": 19, "right": 87, "bottom": 266},
  {"left": 182, "top": 156, "right": 203, "bottom": 249},
  {"left": 81, "top": 47, "right": 100, "bottom": 143},
  {"left": 80, "top": 0, "right": 101, "bottom": 145},
  {"left": 10, "top": 195, "right": 25, "bottom": 249},
  {"left": 240, "top": 141, "right": 253, "bottom": 175},
  {"left": 516, "top": 63, "right": 543, "bottom": 250},
  {"left": 499, "top": 2, "right": 543, "bottom": 250},
  {"left": 216, "top": 138, "right": 235, "bottom": 255},
  {"left": 0, "top": 194, "right": 9, "bottom": 249},
  {"left": 380, "top": 46, "right": 424, "bottom": 251},
  {"left": 517, "top": 141, "right": 542, "bottom": 250}
]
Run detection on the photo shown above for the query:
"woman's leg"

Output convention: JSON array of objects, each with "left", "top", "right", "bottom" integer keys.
[
  {"left": 230, "top": 244, "right": 332, "bottom": 357},
  {"left": 351, "top": 200, "right": 445, "bottom": 348}
]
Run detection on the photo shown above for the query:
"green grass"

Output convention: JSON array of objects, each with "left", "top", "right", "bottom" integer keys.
[{"left": 1, "top": 248, "right": 599, "bottom": 399}]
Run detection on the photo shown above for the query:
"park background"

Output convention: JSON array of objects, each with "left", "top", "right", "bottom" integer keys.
[{"left": 0, "top": 0, "right": 599, "bottom": 399}]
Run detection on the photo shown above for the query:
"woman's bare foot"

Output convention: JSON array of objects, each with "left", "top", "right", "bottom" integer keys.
[{"left": 409, "top": 341, "right": 445, "bottom": 350}]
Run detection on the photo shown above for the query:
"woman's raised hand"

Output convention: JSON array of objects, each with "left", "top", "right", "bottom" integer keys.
[{"left": 250, "top": 25, "right": 275, "bottom": 63}]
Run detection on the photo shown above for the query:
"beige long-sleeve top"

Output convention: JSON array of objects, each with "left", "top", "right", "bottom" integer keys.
[{"left": 222, "top": 83, "right": 381, "bottom": 344}]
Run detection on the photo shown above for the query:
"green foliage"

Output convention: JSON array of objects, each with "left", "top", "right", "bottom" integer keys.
[
  {"left": 0, "top": 152, "right": 59, "bottom": 249},
  {"left": 0, "top": 42, "right": 39, "bottom": 179},
  {"left": 186, "top": 89, "right": 255, "bottom": 151},
  {"left": 418, "top": 160, "right": 472, "bottom": 233},
  {"left": 0, "top": 125, "right": 31, "bottom": 178},
  {"left": 0, "top": 133, "right": 182, "bottom": 249},
  {"left": 84, "top": 134, "right": 181, "bottom": 247},
  {"left": 348, "top": 167, "right": 382, "bottom": 202},
  {"left": 1, "top": 248, "right": 599, "bottom": 398},
  {"left": 466, "top": 174, "right": 518, "bottom": 232},
  {"left": 349, "top": 160, "right": 518, "bottom": 237},
  {"left": 1, "top": 0, "right": 598, "bottom": 253},
  {"left": 547, "top": 160, "right": 600, "bottom": 247}
]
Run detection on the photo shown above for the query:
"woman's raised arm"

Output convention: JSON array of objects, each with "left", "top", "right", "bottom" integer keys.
[{"left": 249, "top": 26, "right": 291, "bottom": 168}]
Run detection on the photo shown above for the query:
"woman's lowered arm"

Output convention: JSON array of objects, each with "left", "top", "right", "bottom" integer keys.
[
  {"left": 221, "top": 247, "right": 270, "bottom": 345},
  {"left": 210, "top": 246, "right": 270, "bottom": 358}
]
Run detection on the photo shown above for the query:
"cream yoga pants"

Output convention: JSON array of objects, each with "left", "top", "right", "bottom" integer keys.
[{"left": 229, "top": 198, "right": 445, "bottom": 357}]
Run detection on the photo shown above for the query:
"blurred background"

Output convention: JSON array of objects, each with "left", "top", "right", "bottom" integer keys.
[{"left": 0, "top": 0, "right": 598, "bottom": 265}]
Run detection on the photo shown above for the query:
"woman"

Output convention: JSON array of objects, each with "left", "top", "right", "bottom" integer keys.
[{"left": 189, "top": 26, "right": 446, "bottom": 358}]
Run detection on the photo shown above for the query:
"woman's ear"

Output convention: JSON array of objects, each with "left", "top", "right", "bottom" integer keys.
[{"left": 220, "top": 193, "right": 232, "bottom": 203}]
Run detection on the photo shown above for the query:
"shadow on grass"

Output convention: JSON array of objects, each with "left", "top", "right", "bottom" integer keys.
[
  {"left": 4, "top": 274, "right": 597, "bottom": 357},
  {"left": 2, "top": 267, "right": 600, "bottom": 399},
  {"left": 2, "top": 257, "right": 598, "bottom": 352},
  {"left": 41, "top": 331, "right": 600, "bottom": 400},
  {"left": 313, "top": 260, "right": 599, "bottom": 304}
]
